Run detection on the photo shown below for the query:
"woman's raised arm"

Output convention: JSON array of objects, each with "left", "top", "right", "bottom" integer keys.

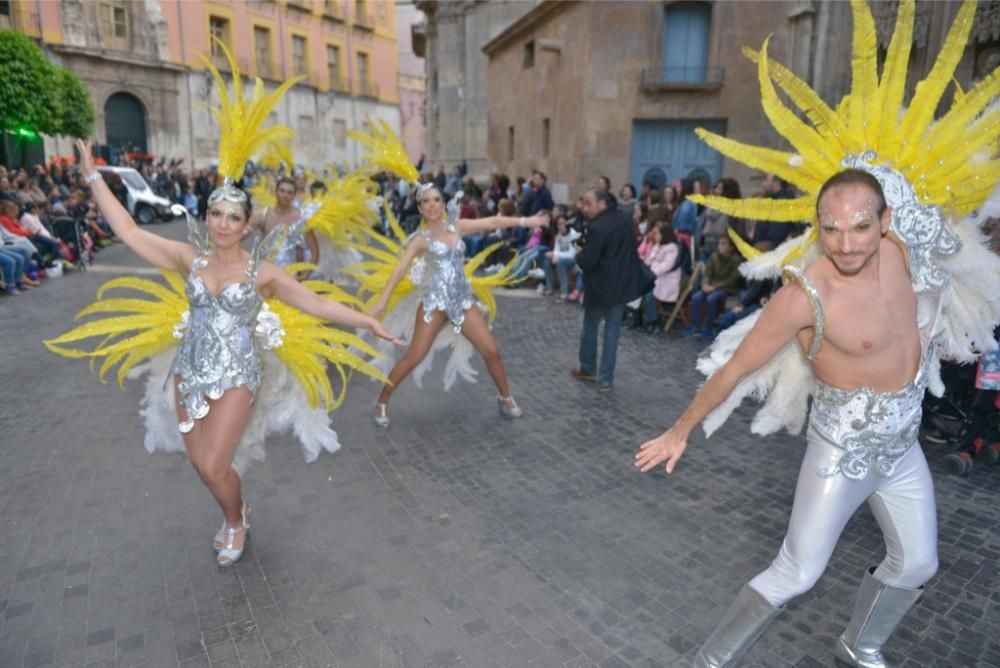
[{"left": 75, "top": 139, "right": 194, "bottom": 273}]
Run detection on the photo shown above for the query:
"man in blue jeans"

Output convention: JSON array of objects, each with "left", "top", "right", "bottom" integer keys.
[{"left": 571, "top": 190, "right": 651, "bottom": 392}]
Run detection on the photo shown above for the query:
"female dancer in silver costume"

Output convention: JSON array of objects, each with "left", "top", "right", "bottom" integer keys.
[
  {"left": 369, "top": 185, "right": 549, "bottom": 427},
  {"left": 74, "top": 139, "right": 400, "bottom": 566},
  {"left": 636, "top": 171, "right": 940, "bottom": 668}
]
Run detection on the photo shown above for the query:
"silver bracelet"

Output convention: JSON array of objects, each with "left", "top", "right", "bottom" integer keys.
[
  {"left": 519, "top": 216, "right": 525, "bottom": 227},
  {"left": 83, "top": 171, "right": 101, "bottom": 184}
]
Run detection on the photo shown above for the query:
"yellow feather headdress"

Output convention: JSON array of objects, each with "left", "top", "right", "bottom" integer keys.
[
  {"left": 347, "top": 118, "right": 420, "bottom": 184},
  {"left": 691, "top": 0, "right": 999, "bottom": 268},
  {"left": 202, "top": 39, "right": 301, "bottom": 192}
]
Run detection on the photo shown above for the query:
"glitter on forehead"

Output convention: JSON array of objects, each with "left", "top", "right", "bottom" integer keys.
[{"left": 817, "top": 198, "right": 879, "bottom": 229}]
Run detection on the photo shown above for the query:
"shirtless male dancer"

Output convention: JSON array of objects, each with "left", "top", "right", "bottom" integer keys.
[
  {"left": 636, "top": 169, "right": 938, "bottom": 668},
  {"left": 253, "top": 176, "right": 320, "bottom": 275}
]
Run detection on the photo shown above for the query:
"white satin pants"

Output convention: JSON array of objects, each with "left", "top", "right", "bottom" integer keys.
[{"left": 749, "top": 427, "right": 939, "bottom": 607}]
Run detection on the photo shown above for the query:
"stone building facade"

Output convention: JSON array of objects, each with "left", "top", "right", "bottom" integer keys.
[
  {"left": 4, "top": 0, "right": 402, "bottom": 170},
  {"left": 414, "top": 0, "right": 540, "bottom": 180},
  {"left": 417, "top": 0, "right": 999, "bottom": 200},
  {"left": 397, "top": 2, "right": 427, "bottom": 164}
]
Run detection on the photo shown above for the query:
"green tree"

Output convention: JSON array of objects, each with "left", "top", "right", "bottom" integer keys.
[
  {"left": 56, "top": 68, "right": 95, "bottom": 138},
  {"left": 0, "top": 30, "right": 59, "bottom": 135}
]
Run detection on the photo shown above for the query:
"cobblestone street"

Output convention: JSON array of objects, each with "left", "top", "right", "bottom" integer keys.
[{"left": 1, "top": 225, "right": 998, "bottom": 668}]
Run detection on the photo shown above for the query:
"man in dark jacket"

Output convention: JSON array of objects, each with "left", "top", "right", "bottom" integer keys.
[{"left": 572, "top": 190, "right": 651, "bottom": 391}]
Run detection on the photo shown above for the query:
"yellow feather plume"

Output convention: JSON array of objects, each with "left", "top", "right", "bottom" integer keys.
[
  {"left": 267, "top": 297, "right": 388, "bottom": 411},
  {"left": 44, "top": 272, "right": 187, "bottom": 388},
  {"left": 44, "top": 269, "right": 387, "bottom": 409},
  {"left": 689, "top": 193, "right": 815, "bottom": 223},
  {"left": 347, "top": 118, "right": 419, "bottom": 183},
  {"left": 305, "top": 171, "right": 380, "bottom": 246},
  {"left": 894, "top": 0, "right": 977, "bottom": 167},
  {"left": 202, "top": 39, "right": 301, "bottom": 182},
  {"left": 692, "top": 0, "right": 998, "bottom": 269},
  {"left": 694, "top": 127, "right": 823, "bottom": 192},
  {"left": 340, "top": 205, "right": 520, "bottom": 322},
  {"left": 727, "top": 227, "right": 762, "bottom": 261}
]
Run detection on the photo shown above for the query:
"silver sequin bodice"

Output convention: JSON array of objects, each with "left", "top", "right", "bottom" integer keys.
[
  {"left": 415, "top": 226, "right": 474, "bottom": 333},
  {"left": 169, "top": 254, "right": 268, "bottom": 433},
  {"left": 810, "top": 364, "right": 928, "bottom": 480}
]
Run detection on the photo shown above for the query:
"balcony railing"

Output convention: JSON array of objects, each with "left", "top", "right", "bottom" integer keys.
[
  {"left": 328, "top": 73, "right": 347, "bottom": 92},
  {"left": 256, "top": 59, "right": 279, "bottom": 80},
  {"left": 640, "top": 66, "right": 725, "bottom": 90},
  {"left": 322, "top": 1, "right": 345, "bottom": 21},
  {"left": 357, "top": 80, "right": 379, "bottom": 98},
  {"left": 286, "top": 0, "right": 314, "bottom": 13}
]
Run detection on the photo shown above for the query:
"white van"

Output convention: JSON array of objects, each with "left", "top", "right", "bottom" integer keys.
[{"left": 97, "top": 166, "right": 174, "bottom": 225}]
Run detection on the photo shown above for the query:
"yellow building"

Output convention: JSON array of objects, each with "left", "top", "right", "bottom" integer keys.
[{"left": 1, "top": 0, "right": 403, "bottom": 168}]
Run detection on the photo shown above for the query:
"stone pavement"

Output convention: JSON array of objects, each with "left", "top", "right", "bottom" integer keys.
[{"left": 1, "top": 223, "right": 998, "bottom": 668}]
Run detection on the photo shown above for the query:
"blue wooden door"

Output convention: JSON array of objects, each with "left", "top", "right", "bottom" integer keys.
[
  {"left": 662, "top": 2, "right": 711, "bottom": 83},
  {"left": 630, "top": 120, "right": 725, "bottom": 190}
]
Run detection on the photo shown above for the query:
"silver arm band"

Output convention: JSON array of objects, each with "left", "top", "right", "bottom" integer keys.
[{"left": 83, "top": 172, "right": 101, "bottom": 184}]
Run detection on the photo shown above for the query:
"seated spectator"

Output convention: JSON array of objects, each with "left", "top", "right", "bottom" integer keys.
[
  {"left": 619, "top": 183, "right": 637, "bottom": 222},
  {"left": 510, "top": 214, "right": 552, "bottom": 283},
  {"left": 632, "top": 202, "right": 650, "bottom": 240},
  {"left": 638, "top": 223, "right": 682, "bottom": 333},
  {"left": 0, "top": 217, "right": 42, "bottom": 287},
  {"left": 672, "top": 178, "right": 700, "bottom": 244},
  {"left": 683, "top": 234, "right": 741, "bottom": 341},
  {"left": 16, "top": 201, "right": 66, "bottom": 264},
  {"left": 0, "top": 241, "right": 36, "bottom": 294},
  {"left": 542, "top": 214, "right": 581, "bottom": 298},
  {"left": 696, "top": 178, "right": 741, "bottom": 260}
]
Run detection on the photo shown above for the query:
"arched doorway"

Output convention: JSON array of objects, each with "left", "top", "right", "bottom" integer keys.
[{"left": 104, "top": 92, "right": 147, "bottom": 156}]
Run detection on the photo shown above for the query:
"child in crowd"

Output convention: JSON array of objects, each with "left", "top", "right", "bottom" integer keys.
[
  {"left": 683, "top": 233, "right": 741, "bottom": 341},
  {"left": 542, "top": 214, "right": 581, "bottom": 298},
  {"left": 640, "top": 222, "right": 682, "bottom": 333}
]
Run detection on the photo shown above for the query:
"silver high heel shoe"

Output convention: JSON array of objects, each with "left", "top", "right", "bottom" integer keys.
[
  {"left": 497, "top": 395, "right": 523, "bottom": 418},
  {"left": 374, "top": 402, "right": 390, "bottom": 428},
  {"left": 214, "top": 503, "right": 249, "bottom": 550},
  {"left": 216, "top": 505, "right": 250, "bottom": 567}
]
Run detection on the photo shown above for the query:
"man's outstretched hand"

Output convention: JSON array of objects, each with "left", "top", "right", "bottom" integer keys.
[{"left": 635, "top": 427, "right": 688, "bottom": 474}]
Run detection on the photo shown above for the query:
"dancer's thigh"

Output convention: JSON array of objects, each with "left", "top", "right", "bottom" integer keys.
[
  {"left": 196, "top": 387, "right": 254, "bottom": 477},
  {"left": 407, "top": 306, "right": 448, "bottom": 360},
  {"left": 459, "top": 307, "right": 499, "bottom": 358},
  {"left": 750, "top": 432, "right": 876, "bottom": 605}
]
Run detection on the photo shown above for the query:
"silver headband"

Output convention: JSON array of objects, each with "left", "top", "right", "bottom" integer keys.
[
  {"left": 207, "top": 176, "right": 249, "bottom": 208},
  {"left": 415, "top": 182, "right": 437, "bottom": 202}
]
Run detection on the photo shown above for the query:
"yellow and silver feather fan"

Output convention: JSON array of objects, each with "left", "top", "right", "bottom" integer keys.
[
  {"left": 45, "top": 271, "right": 388, "bottom": 412},
  {"left": 340, "top": 204, "right": 521, "bottom": 324}
]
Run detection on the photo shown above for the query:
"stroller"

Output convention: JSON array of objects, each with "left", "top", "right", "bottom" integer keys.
[{"left": 51, "top": 216, "right": 93, "bottom": 270}]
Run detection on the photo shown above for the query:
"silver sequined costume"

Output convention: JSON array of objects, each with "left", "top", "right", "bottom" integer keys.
[
  {"left": 169, "top": 231, "right": 284, "bottom": 433},
  {"left": 747, "top": 266, "right": 939, "bottom": 607},
  {"left": 412, "top": 224, "right": 474, "bottom": 333}
]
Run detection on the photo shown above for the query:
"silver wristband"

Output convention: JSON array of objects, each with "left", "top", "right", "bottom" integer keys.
[
  {"left": 83, "top": 171, "right": 101, "bottom": 184},
  {"left": 519, "top": 216, "right": 525, "bottom": 227}
]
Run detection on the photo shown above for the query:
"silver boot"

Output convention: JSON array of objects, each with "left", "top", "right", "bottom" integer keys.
[
  {"left": 834, "top": 568, "right": 922, "bottom": 668},
  {"left": 692, "top": 584, "right": 783, "bottom": 668}
]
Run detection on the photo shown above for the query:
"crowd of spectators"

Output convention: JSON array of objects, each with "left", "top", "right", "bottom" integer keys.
[
  {"left": 0, "top": 161, "right": 121, "bottom": 296},
  {"left": 376, "top": 162, "right": 805, "bottom": 348}
]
